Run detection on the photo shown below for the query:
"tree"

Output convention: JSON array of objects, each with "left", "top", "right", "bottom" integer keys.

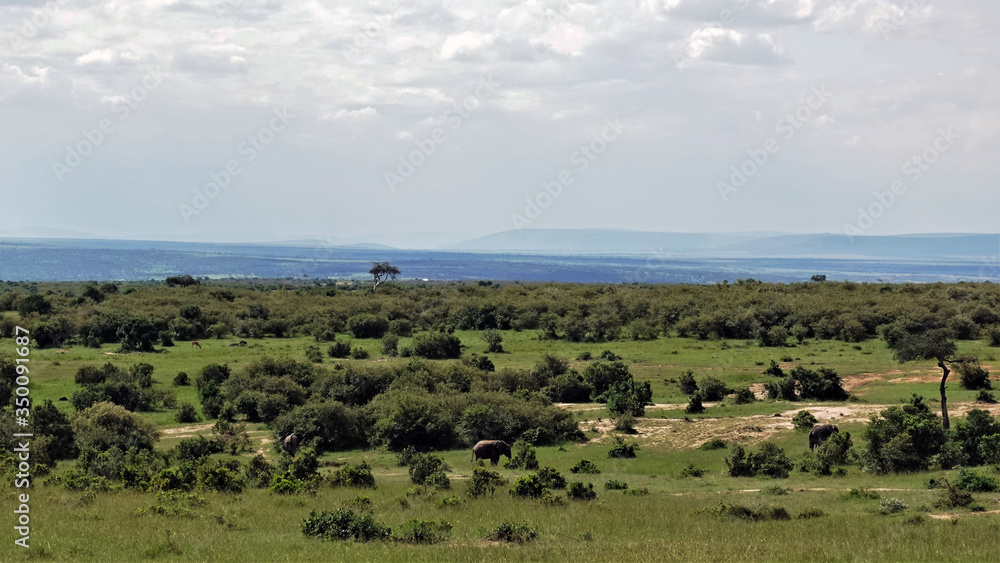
[
  {"left": 369, "top": 262, "right": 400, "bottom": 290},
  {"left": 890, "top": 329, "right": 959, "bottom": 429}
]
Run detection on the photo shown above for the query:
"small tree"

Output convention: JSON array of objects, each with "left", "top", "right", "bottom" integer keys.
[
  {"left": 369, "top": 262, "right": 400, "bottom": 291},
  {"left": 481, "top": 330, "right": 504, "bottom": 353},
  {"left": 890, "top": 329, "right": 959, "bottom": 429}
]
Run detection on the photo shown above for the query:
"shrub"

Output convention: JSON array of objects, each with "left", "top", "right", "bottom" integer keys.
[
  {"left": 197, "top": 459, "right": 246, "bottom": 494},
  {"left": 346, "top": 314, "right": 389, "bottom": 339},
  {"left": 173, "top": 372, "right": 190, "bottom": 386},
  {"left": 815, "top": 431, "right": 853, "bottom": 473},
  {"left": 467, "top": 467, "right": 508, "bottom": 498},
  {"left": 287, "top": 448, "right": 320, "bottom": 481},
  {"left": 861, "top": 395, "right": 947, "bottom": 474},
  {"left": 608, "top": 437, "right": 638, "bottom": 459},
  {"left": 680, "top": 464, "right": 706, "bottom": 478},
  {"left": 977, "top": 390, "right": 997, "bottom": 404},
  {"left": 395, "top": 519, "right": 452, "bottom": 544},
  {"left": 583, "top": 361, "right": 632, "bottom": 398},
  {"left": 175, "top": 436, "right": 224, "bottom": 462},
  {"left": 751, "top": 442, "right": 794, "bottom": 479},
  {"left": 879, "top": 497, "right": 908, "bottom": 514},
  {"left": 797, "top": 507, "right": 825, "bottom": 519},
  {"left": 763, "top": 360, "right": 784, "bottom": 377},
  {"left": 623, "top": 487, "right": 649, "bottom": 496},
  {"left": 329, "top": 462, "right": 377, "bottom": 489},
  {"left": 698, "top": 377, "right": 731, "bottom": 401},
  {"left": 482, "top": 329, "right": 504, "bottom": 353},
  {"left": 350, "top": 347, "right": 370, "bottom": 360},
  {"left": 760, "top": 485, "right": 788, "bottom": 496},
  {"left": 570, "top": 459, "right": 601, "bottom": 474},
  {"left": 175, "top": 403, "right": 198, "bottom": 423},
  {"left": 614, "top": 413, "right": 637, "bottom": 433},
  {"left": 604, "top": 479, "right": 628, "bottom": 490},
  {"left": 327, "top": 341, "right": 352, "bottom": 358},
  {"left": 412, "top": 332, "right": 463, "bottom": 359},
  {"left": 509, "top": 474, "right": 546, "bottom": 498},
  {"left": 408, "top": 454, "right": 449, "bottom": 486},
  {"left": 733, "top": 387, "right": 756, "bottom": 405},
  {"left": 535, "top": 466, "right": 566, "bottom": 489},
  {"left": 764, "top": 377, "right": 797, "bottom": 401},
  {"left": 388, "top": 319, "right": 413, "bottom": 337},
  {"left": 956, "top": 359, "right": 992, "bottom": 390},
  {"left": 304, "top": 345, "right": 323, "bottom": 363},
  {"left": 302, "top": 509, "right": 391, "bottom": 542},
  {"left": 245, "top": 454, "right": 273, "bottom": 488},
  {"left": 269, "top": 473, "right": 304, "bottom": 494},
  {"left": 484, "top": 521, "right": 537, "bottom": 543},
  {"left": 381, "top": 334, "right": 399, "bottom": 357},
  {"left": 953, "top": 468, "right": 999, "bottom": 493},
  {"left": 842, "top": 487, "right": 880, "bottom": 501},
  {"left": 792, "top": 410, "right": 818, "bottom": 431},
  {"left": 935, "top": 480, "right": 974, "bottom": 509},
  {"left": 72, "top": 402, "right": 159, "bottom": 453},
  {"left": 604, "top": 379, "right": 653, "bottom": 417},
  {"left": 986, "top": 325, "right": 1000, "bottom": 347},
  {"left": 704, "top": 502, "right": 790, "bottom": 521},
  {"left": 425, "top": 471, "right": 451, "bottom": 490},
  {"left": 504, "top": 441, "right": 539, "bottom": 470},
  {"left": 700, "top": 438, "right": 726, "bottom": 450},
  {"left": 685, "top": 393, "right": 705, "bottom": 414},
  {"left": 678, "top": 371, "right": 698, "bottom": 395},
  {"left": 567, "top": 482, "right": 597, "bottom": 500}
]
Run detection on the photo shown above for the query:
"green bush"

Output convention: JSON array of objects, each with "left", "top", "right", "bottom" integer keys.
[
  {"left": 570, "top": 459, "right": 601, "bottom": 474},
  {"left": 197, "top": 459, "right": 246, "bottom": 493},
  {"left": 726, "top": 442, "right": 792, "bottom": 478},
  {"left": 608, "top": 437, "right": 638, "bottom": 459},
  {"left": 350, "top": 347, "right": 370, "bottom": 360},
  {"left": 680, "top": 464, "right": 706, "bottom": 478},
  {"left": 328, "top": 341, "right": 352, "bottom": 358},
  {"left": 977, "top": 390, "right": 998, "bottom": 404},
  {"left": 245, "top": 454, "right": 273, "bottom": 488},
  {"left": 268, "top": 473, "right": 304, "bottom": 494},
  {"left": 700, "top": 438, "right": 726, "bottom": 450},
  {"left": 733, "top": 387, "right": 756, "bottom": 404},
  {"left": 604, "top": 378, "right": 653, "bottom": 417},
  {"left": 509, "top": 474, "right": 546, "bottom": 498},
  {"left": 467, "top": 467, "right": 508, "bottom": 498},
  {"left": 484, "top": 521, "right": 537, "bottom": 543},
  {"left": 482, "top": 329, "right": 504, "bottom": 353},
  {"left": 953, "top": 468, "right": 999, "bottom": 493},
  {"left": 175, "top": 403, "right": 198, "bottom": 423},
  {"left": 797, "top": 507, "right": 825, "bottom": 519},
  {"left": 763, "top": 360, "right": 784, "bottom": 377},
  {"left": 685, "top": 393, "right": 705, "bottom": 414},
  {"left": 302, "top": 508, "right": 391, "bottom": 542},
  {"left": 567, "top": 481, "right": 597, "bottom": 500},
  {"left": 304, "top": 345, "right": 323, "bottom": 363},
  {"left": 935, "top": 480, "right": 974, "bottom": 509},
  {"left": 861, "top": 395, "right": 947, "bottom": 474},
  {"left": 678, "top": 371, "right": 698, "bottom": 395},
  {"left": 704, "top": 502, "right": 790, "bottom": 521},
  {"left": 381, "top": 334, "right": 399, "bottom": 357},
  {"left": 604, "top": 479, "right": 628, "bottom": 490},
  {"left": 425, "top": 471, "right": 451, "bottom": 490},
  {"left": 699, "top": 377, "right": 731, "bottom": 401},
  {"left": 623, "top": 487, "right": 649, "bottom": 496},
  {"left": 72, "top": 402, "right": 159, "bottom": 453},
  {"left": 956, "top": 359, "right": 992, "bottom": 390},
  {"left": 842, "top": 487, "right": 880, "bottom": 501},
  {"left": 412, "top": 331, "right": 463, "bottom": 359},
  {"left": 792, "top": 410, "right": 818, "bottom": 431},
  {"left": 408, "top": 453, "right": 449, "bottom": 485},
  {"left": 329, "top": 462, "right": 377, "bottom": 488},
  {"left": 504, "top": 441, "right": 539, "bottom": 470},
  {"left": 173, "top": 372, "right": 190, "bottom": 386},
  {"left": 879, "top": 497, "right": 908, "bottom": 514},
  {"left": 536, "top": 466, "right": 567, "bottom": 489},
  {"left": 346, "top": 314, "right": 389, "bottom": 339},
  {"left": 395, "top": 519, "right": 452, "bottom": 544}
]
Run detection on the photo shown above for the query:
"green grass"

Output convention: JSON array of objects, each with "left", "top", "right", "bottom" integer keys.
[{"left": 8, "top": 330, "right": 1000, "bottom": 561}]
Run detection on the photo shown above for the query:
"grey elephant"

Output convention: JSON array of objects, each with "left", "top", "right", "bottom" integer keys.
[
  {"left": 283, "top": 433, "right": 301, "bottom": 456},
  {"left": 809, "top": 424, "right": 838, "bottom": 451},
  {"left": 472, "top": 440, "right": 512, "bottom": 466}
]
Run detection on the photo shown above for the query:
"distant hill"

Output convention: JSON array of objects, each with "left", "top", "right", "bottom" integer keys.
[{"left": 448, "top": 229, "right": 1000, "bottom": 260}]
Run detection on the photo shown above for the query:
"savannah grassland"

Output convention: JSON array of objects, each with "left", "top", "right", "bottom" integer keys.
[{"left": 2, "top": 280, "right": 1000, "bottom": 562}]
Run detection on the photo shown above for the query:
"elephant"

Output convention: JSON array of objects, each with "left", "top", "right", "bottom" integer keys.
[
  {"left": 472, "top": 440, "right": 512, "bottom": 466},
  {"left": 283, "top": 433, "right": 301, "bottom": 456},
  {"left": 809, "top": 424, "right": 839, "bottom": 451}
]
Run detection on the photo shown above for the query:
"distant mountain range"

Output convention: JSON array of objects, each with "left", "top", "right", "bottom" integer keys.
[{"left": 445, "top": 230, "right": 1000, "bottom": 260}]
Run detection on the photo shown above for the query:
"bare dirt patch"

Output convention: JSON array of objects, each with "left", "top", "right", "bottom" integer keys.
[{"left": 162, "top": 423, "right": 214, "bottom": 437}]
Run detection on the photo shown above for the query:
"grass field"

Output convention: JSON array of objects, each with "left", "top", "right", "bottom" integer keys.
[{"left": 4, "top": 328, "right": 1000, "bottom": 561}]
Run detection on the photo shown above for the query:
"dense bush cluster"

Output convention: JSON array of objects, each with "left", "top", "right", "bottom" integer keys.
[
  {"left": 725, "top": 442, "right": 794, "bottom": 479},
  {"left": 764, "top": 366, "right": 848, "bottom": 401}
]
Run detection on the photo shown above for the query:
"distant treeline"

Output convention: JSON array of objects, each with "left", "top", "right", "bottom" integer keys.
[{"left": 1, "top": 278, "right": 999, "bottom": 349}]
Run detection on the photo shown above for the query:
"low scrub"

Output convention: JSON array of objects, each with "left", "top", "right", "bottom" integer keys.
[
  {"left": 608, "top": 437, "right": 639, "bottom": 459},
  {"left": 953, "top": 468, "right": 998, "bottom": 493},
  {"left": 567, "top": 482, "right": 597, "bottom": 501},
  {"left": 394, "top": 519, "right": 452, "bottom": 544},
  {"left": 604, "top": 479, "right": 628, "bottom": 490},
  {"left": 703, "top": 502, "right": 791, "bottom": 521},
  {"left": 570, "top": 459, "right": 601, "bottom": 474},
  {"left": 467, "top": 467, "right": 508, "bottom": 498},
  {"left": 329, "top": 462, "right": 376, "bottom": 489},
  {"left": 302, "top": 508, "right": 390, "bottom": 542},
  {"left": 484, "top": 521, "right": 537, "bottom": 544}
]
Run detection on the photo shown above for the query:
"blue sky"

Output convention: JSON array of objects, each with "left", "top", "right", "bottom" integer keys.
[{"left": 1, "top": 0, "right": 997, "bottom": 245}]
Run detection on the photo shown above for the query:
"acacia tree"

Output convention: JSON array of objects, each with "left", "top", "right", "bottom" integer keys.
[
  {"left": 890, "top": 328, "right": 959, "bottom": 429},
  {"left": 369, "top": 262, "right": 400, "bottom": 291}
]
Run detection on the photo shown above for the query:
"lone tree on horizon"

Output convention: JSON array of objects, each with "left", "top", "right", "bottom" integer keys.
[
  {"left": 890, "top": 328, "right": 959, "bottom": 429},
  {"left": 369, "top": 261, "right": 400, "bottom": 291}
]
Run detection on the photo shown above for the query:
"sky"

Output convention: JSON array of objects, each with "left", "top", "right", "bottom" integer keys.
[{"left": 1, "top": 0, "right": 997, "bottom": 246}]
